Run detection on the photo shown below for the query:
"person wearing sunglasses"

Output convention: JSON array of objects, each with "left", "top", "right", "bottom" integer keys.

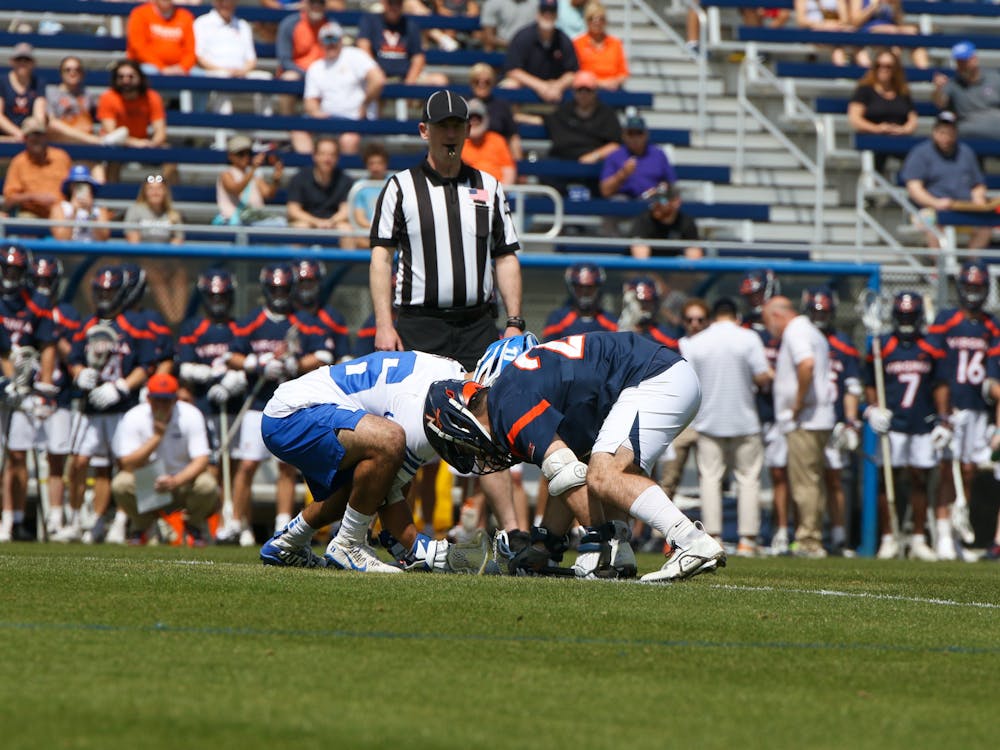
[
  {"left": 847, "top": 50, "right": 917, "bottom": 177},
  {"left": 44, "top": 56, "right": 128, "bottom": 156},
  {"left": 1, "top": 43, "right": 46, "bottom": 141},
  {"left": 629, "top": 182, "right": 702, "bottom": 260},
  {"left": 572, "top": 2, "right": 628, "bottom": 91}
]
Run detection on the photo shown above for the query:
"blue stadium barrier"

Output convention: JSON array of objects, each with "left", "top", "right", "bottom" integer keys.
[
  {"left": 703, "top": 0, "right": 999, "bottom": 14},
  {"left": 854, "top": 134, "right": 1000, "bottom": 156},
  {"left": 814, "top": 97, "right": 938, "bottom": 117},
  {"left": 774, "top": 61, "right": 942, "bottom": 83},
  {"left": 515, "top": 197, "right": 769, "bottom": 220},
  {"left": 935, "top": 210, "right": 1000, "bottom": 227},
  {"left": 738, "top": 27, "right": 1000, "bottom": 50},
  {"left": 518, "top": 160, "right": 731, "bottom": 183}
]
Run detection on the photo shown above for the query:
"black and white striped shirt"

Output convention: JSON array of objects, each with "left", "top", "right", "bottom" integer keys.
[{"left": 370, "top": 160, "right": 520, "bottom": 309}]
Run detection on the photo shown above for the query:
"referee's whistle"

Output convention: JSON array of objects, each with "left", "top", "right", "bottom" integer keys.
[{"left": 447, "top": 146, "right": 456, "bottom": 157}]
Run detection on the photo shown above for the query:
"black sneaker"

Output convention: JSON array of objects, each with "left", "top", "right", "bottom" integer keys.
[{"left": 12, "top": 523, "right": 35, "bottom": 542}]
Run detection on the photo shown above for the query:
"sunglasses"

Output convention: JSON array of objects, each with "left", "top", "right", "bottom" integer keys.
[
  {"left": 470, "top": 78, "right": 493, "bottom": 85},
  {"left": 588, "top": 15, "right": 606, "bottom": 21},
  {"left": 684, "top": 316, "right": 706, "bottom": 324},
  {"left": 875, "top": 62, "right": 895, "bottom": 69},
  {"left": 146, "top": 174, "right": 165, "bottom": 184},
  {"left": 13, "top": 56, "right": 33, "bottom": 63},
  {"left": 575, "top": 86, "right": 595, "bottom": 93},
  {"left": 62, "top": 65, "right": 82, "bottom": 73},
  {"left": 624, "top": 129, "right": 645, "bottom": 136},
  {"left": 116, "top": 73, "right": 138, "bottom": 80},
  {"left": 232, "top": 149, "right": 252, "bottom": 157}
]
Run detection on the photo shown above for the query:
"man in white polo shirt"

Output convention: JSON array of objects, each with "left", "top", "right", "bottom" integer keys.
[
  {"left": 763, "top": 295, "right": 836, "bottom": 558},
  {"left": 681, "top": 298, "right": 772, "bottom": 556},
  {"left": 110, "top": 373, "right": 218, "bottom": 545}
]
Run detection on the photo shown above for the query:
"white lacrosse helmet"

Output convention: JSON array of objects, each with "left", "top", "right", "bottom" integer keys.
[{"left": 473, "top": 332, "right": 539, "bottom": 387}]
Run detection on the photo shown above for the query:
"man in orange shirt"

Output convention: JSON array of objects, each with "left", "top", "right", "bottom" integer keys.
[
  {"left": 2, "top": 116, "right": 72, "bottom": 218},
  {"left": 127, "top": 0, "right": 197, "bottom": 74},
  {"left": 97, "top": 61, "right": 168, "bottom": 182},
  {"left": 460, "top": 98, "right": 516, "bottom": 185}
]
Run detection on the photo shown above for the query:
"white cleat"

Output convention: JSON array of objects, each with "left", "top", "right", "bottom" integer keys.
[
  {"left": 936, "top": 534, "right": 957, "bottom": 561},
  {"left": 641, "top": 523, "right": 727, "bottom": 583},
  {"left": 876, "top": 535, "right": 899, "bottom": 560},
  {"left": 770, "top": 526, "right": 789, "bottom": 556},
  {"left": 325, "top": 538, "right": 402, "bottom": 573},
  {"left": 51, "top": 524, "right": 82, "bottom": 543},
  {"left": 105, "top": 519, "right": 128, "bottom": 545},
  {"left": 238, "top": 529, "right": 256, "bottom": 548},
  {"left": 909, "top": 535, "right": 938, "bottom": 562}
]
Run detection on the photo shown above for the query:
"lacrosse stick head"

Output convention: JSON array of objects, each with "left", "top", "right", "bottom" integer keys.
[
  {"left": 291, "top": 258, "right": 325, "bottom": 309},
  {"left": 29, "top": 255, "right": 63, "bottom": 298},
  {"left": 11, "top": 345, "right": 38, "bottom": 391},
  {"left": 564, "top": 263, "right": 605, "bottom": 314},
  {"left": 197, "top": 268, "right": 236, "bottom": 320},
  {"left": 739, "top": 269, "right": 780, "bottom": 318},
  {"left": 856, "top": 287, "right": 894, "bottom": 337},
  {"left": 91, "top": 265, "right": 126, "bottom": 319},
  {"left": 120, "top": 263, "right": 148, "bottom": 311},
  {"left": 957, "top": 260, "right": 990, "bottom": 312},
  {"left": 892, "top": 291, "right": 925, "bottom": 339},
  {"left": 85, "top": 322, "right": 119, "bottom": 370},
  {"left": 623, "top": 276, "right": 659, "bottom": 326},
  {"left": 0, "top": 243, "right": 30, "bottom": 300},
  {"left": 282, "top": 324, "right": 301, "bottom": 359},
  {"left": 260, "top": 263, "right": 294, "bottom": 315},
  {"left": 801, "top": 286, "right": 838, "bottom": 333}
]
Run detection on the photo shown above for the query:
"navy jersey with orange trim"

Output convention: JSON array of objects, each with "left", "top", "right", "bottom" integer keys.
[
  {"left": 926, "top": 308, "right": 1000, "bottom": 412},
  {"left": 309, "top": 305, "right": 351, "bottom": 362},
  {"left": 487, "top": 331, "right": 683, "bottom": 465},
  {"left": 352, "top": 312, "right": 377, "bottom": 359},
  {"left": 68, "top": 312, "right": 158, "bottom": 414},
  {"left": 864, "top": 334, "right": 945, "bottom": 434},
  {"left": 744, "top": 321, "right": 779, "bottom": 424},
  {"left": 636, "top": 322, "right": 681, "bottom": 351},
  {"left": 37, "top": 295, "right": 82, "bottom": 408},
  {"left": 231, "top": 308, "right": 331, "bottom": 411},
  {"left": 177, "top": 315, "right": 243, "bottom": 414},
  {"left": 0, "top": 289, "right": 55, "bottom": 349},
  {"left": 826, "top": 330, "right": 861, "bottom": 423},
  {"left": 542, "top": 306, "right": 617, "bottom": 341},
  {"left": 130, "top": 308, "right": 175, "bottom": 365}
]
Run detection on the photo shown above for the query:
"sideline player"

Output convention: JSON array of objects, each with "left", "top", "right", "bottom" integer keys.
[
  {"left": 424, "top": 331, "right": 727, "bottom": 582},
  {"left": 542, "top": 263, "right": 617, "bottom": 341}
]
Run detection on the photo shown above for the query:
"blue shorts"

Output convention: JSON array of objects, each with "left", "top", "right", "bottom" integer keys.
[{"left": 261, "top": 404, "right": 366, "bottom": 501}]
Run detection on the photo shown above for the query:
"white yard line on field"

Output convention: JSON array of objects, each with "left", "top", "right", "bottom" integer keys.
[{"left": 711, "top": 583, "right": 1000, "bottom": 610}]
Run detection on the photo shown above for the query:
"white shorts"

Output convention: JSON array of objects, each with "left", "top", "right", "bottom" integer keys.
[
  {"left": 941, "top": 409, "right": 991, "bottom": 465},
  {"left": 231, "top": 409, "right": 271, "bottom": 462},
  {"left": 762, "top": 422, "right": 788, "bottom": 468},
  {"left": 592, "top": 360, "right": 701, "bottom": 476},
  {"left": 872, "top": 431, "right": 936, "bottom": 469},
  {"left": 7, "top": 407, "right": 73, "bottom": 455},
  {"left": 72, "top": 412, "right": 122, "bottom": 468}
]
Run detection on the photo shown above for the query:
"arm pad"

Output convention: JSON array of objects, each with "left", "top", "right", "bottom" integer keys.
[{"left": 541, "top": 447, "right": 588, "bottom": 496}]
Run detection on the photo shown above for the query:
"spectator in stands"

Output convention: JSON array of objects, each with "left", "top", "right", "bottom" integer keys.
[
  {"left": 630, "top": 182, "right": 702, "bottom": 259},
  {"left": 44, "top": 56, "right": 128, "bottom": 160},
  {"left": 127, "top": 0, "right": 197, "bottom": 75},
  {"left": 287, "top": 135, "right": 354, "bottom": 234},
  {"left": 215, "top": 134, "right": 285, "bottom": 225},
  {"left": 50, "top": 165, "right": 112, "bottom": 243},
  {"left": 468, "top": 62, "right": 522, "bottom": 159},
  {"left": 794, "top": 0, "right": 853, "bottom": 66},
  {"left": 461, "top": 99, "right": 517, "bottom": 185},
  {"left": 97, "top": 60, "right": 168, "bottom": 182},
  {"left": 480, "top": 0, "right": 538, "bottom": 53},
  {"left": 194, "top": 0, "right": 274, "bottom": 113},
  {"left": 600, "top": 114, "right": 675, "bottom": 199},
  {"left": 899, "top": 110, "right": 991, "bottom": 252},
  {"left": 559, "top": 0, "right": 587, "bottom": 39},
  {"left": 848, "top": 0, "right": 926, "bottom": 69},
  {"left": 275, "top": 0, "right": 328, "bottom": 154},
  {"left": 347, "top": 141, "right": 390, "bottom": 250},
  {"left": 1, "top": 43, "right": 46, "bottom": 140},
  {"left": 686, "top": 4, "right": 788, "bottom": 55},
  {"left": 304, "top": 21, "right": 386, "bottom": 156},
  {"left": 847, "top": 50, "right": 917, "bottom": 175},
  {"left": 2, "top": 117, "right": 71, "bottom": 218},
  {"left": 433, "top": 0, "right": 479, "bottom": 51},
  {"left": 932, "top": 42, "right": 1000, "bottom": 143},
  {"left": 357, "top": 0, "right": 449, "bottom": 92},
  {"left": 573, "top": 2, "right": 629, "bottom": 91},
  {"left": 125, "top": 174, "right": 186, "bottom": 322},
  {"left": 502, "top": 0, "right": 579, "bottom": 103},
  {"left": 544, "top": 69, "right": 620, "bottom": 197}
]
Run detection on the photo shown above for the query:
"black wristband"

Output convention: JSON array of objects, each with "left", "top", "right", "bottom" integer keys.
[{"left": 505, "top": 316, "right": 526, "bottom": 332}]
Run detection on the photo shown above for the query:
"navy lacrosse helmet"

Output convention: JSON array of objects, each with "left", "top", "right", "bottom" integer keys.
[
  {"left": 473, "top": 332, "right": 539, "bottom": 387},
  {"left": 802, "top": 286, "right": 837, "bottom": 332},
  {"left": 29, "top": 255, "right": 63, "bottom": 297},
  {"left": 291, "top": 258, "right": 326, "bottom": 308},
  {"left": 260, "top": 263, "right": 295, "bottom": 315},
  {"left": 892, "top": 291, "right": 924, "bottom": 338},
  {"left": 91, "top": 265, "right": 126, "bottom": 319},
  {"left": 0, "top": 243, "right": 30, "bottom": 299},
  {"left": 120, "top": 262, "right": 147, "bottom": 310},
  {"left": 564, "top": 263, "right": 606, "bottom": 314},
  {"left": 197, "top": 268, "right": 236, "bottom": 319},
  {"left": 957, "top": 261, "right": 989, "bottom": 311},
  {"left": 624, "top": 276, "right": 659, "bottom": 324},
  {"left": 739, "top": 269, "right": 780, "bottom": 316},
  {"left": 423, "top": 379, "right": 513, "bottom": 474}
]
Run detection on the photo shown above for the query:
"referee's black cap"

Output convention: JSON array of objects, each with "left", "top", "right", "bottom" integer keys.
[{"left": 422, "top": 90, "right": 470, "bottom": 123}]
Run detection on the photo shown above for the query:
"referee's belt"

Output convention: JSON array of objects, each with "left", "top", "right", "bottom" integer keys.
[{"left": 396, "top": 303, "right": 492, "bottom": 322}]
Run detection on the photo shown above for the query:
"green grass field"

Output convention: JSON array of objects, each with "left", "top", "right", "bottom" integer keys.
[{"left": 1, "top": 544, "right": 997, "bottom": 750}]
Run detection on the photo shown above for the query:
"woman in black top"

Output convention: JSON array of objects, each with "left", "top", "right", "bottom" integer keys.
[{"left": 848, "top": 50, "right": 917, "bottom": 174}]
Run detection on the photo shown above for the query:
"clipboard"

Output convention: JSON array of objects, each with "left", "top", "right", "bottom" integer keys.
[{"left": 134, "top": 458, "right": 173, "bottom": 514}]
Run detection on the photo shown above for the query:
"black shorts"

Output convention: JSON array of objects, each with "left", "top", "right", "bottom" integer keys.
[{"left": 396, "top": 307, "right": 500, "bottom": 371}]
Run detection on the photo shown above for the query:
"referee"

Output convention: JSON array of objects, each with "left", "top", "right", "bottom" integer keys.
[{"left": 368, "top": 89, "right": 524, "bottom": 371}]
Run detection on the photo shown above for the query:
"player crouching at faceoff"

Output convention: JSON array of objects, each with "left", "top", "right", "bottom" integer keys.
[{"left": 424, "top": 331, "right": 727, "bottom": 582}]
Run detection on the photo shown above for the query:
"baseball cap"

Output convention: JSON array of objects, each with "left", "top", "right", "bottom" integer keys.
[
  {"left": 422, "top": 90, "right": 469, "bottom": 123},
  {"left": 318, "top": 21, "right": 343, "bottom": 43},
  {"left": 645, "top": 182, "right": 680, "bottom": 204},
  {"left": 624, "top": 114, "right": 647, "bottom": 131},
  {"left": 147, "top": 373, "right": 179, "bottom": 399},
  {"left": 539, "top": 0, "right": 558, "bottom": 12},
  {"left": 467, "top": 98, "right": 488, "bottom": 119},
  {"left": 20, "top": 116, "right": 46, "bottom": 135},
  {"left": 573, "top": 69, "right": 598, "bottom": 90},
  {"left": 952, "top": 41, "right": 976, "bottom": 61},
  {"left": 935, "top": 110, "right": 958, "bottom": 127},
  {"left": 227, "top": 134, "right": 253, "bottom": 153},
  {"left": 11, "top": 42, "right": 34, "bottom": 61}
]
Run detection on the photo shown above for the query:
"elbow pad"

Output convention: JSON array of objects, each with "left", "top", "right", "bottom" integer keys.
[{"left": 541, "top": 447, "right": 588, "bottom": 496}]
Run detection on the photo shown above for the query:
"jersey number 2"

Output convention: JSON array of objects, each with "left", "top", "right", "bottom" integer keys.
[{"left": 514, "top": 335, "right": 585, "bottom": 371}]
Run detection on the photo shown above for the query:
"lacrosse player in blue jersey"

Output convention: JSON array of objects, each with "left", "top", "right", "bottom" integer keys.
[{"left": 424, "top": 330, "right": 726, "bottom": 582}]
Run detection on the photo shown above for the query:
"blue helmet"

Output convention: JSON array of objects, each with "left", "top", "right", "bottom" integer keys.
[
  {"left": 957, "top": 261, "right": 989, "bottom": 311},
  {"left": 197, "top": 268, "right": 236, "bottom": 319},
  {"left": 29, "top": 255, "right": 63, "bottom": 297},
  {"left": 120, "top": 262, "right": 147, "bottom": 310},
  {"left": 739, "top": 269, "right": 779, "bottom": 317},
  {"left": 260, "top": 263, "right": 295, "bottom": 315},
  {"left": 564, "top": 263, "right": 605, "bottom": 314},
  {"left": 0, "top": 243, "right": 30, "bottom": 299},
  {"left": 423, "top": 379, "right": 513, "bottom": 474},
  {"left": 91, "top": 265, "right": 126, "bottom": 319},
  {"left": 472, "top": 332, "right": 539, "bottom": 387},
  {"left": 893, "top": 291, "right": 924, "bottom": 338},
  {"left": 801, "top": 286, "right": 837, "bottom": 332}
]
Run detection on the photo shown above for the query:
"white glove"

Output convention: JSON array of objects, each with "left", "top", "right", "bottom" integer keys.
[
  {"left": 220, "top": 369, "right": 247, "bottom": 398},
  {"left": 930, "top": 422, "right": 953, "bottom": 451},
  {"left": 179, "top": 362, "right": 214, "bottom": 385},
  {"left": 207, "top": 383, "right": 230, "bottom": 405},
  {"left": 262, "top": 356, "right": 285, "bottom": 382},
  {"left": 2, "top": 381, "right": 23, "bottom": 409},
  {"left": 831, "top": 422, "right": 859, "bottom": 452},
  {"left": 75, "top": 367, "right": 100, "bottom": 391},
  {"left": 88, "top": 379, "right": 128, "bottom": 409},
  {"left": 865, "top": 406, "right": 893, "bottom": 435},
  {"left": 283, "top": 356, "right": 299, "bottom": 378},
  {"left": 31, "top": 396, "right": 55, "bottom": 420}
]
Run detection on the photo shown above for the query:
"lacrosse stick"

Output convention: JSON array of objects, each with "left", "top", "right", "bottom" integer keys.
[
  {"left": 857, "top": 288, "right": 903, "bottom": 558},
  {"left": 67, "top": 324, "right": 119, "bottom": 479},
  {"left": 11, "top": 346, "right": 47, "bottom": 541},
  {"left": 219, "top": 408, "right": 234, "bottom": 530},
  {"left": 950, "top": 454, "right": 976, "bottom": 545},
  {"left": 0, "top": 345, "right": 40, "bottom": 496}
]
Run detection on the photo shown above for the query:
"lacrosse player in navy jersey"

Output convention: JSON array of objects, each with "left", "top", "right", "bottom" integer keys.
[
  {"left": 981, "top": 340, "right": 1000, "bottom": 561},
  {"left": 619, "top": 277, "right": 680, "bottom": 350},
  {"left": 219, "top": 263, "right": 331, "bottom": 546},
  {"left": 541, "top": 263, "right": 617, "bottom": 341},
  {"left": 926, "top": 261, "right": 1000, "bottom": 560},
  {"left": 0, "top": 244, "right": 58, "bottom": 543},
  {"left": 864, "top": 292, "right": 949, "bottom": 560},
  {"left": 291, "top": 258, "right": 352, "bottom": 364},
  {"left": 57, "top": 266, "right": 157, "bottom": 543},
  {"left": 803, "top": 287, "right": 861, "bottom": 555},
  {"left": 424, "top": 331, "right": 727, "bottom": 581},
  {"left": 121, "top": 263, "right": 175, "bottom": 376},
  {"left": 739, "top": 269, "right": 790, "bottom": 554}
]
